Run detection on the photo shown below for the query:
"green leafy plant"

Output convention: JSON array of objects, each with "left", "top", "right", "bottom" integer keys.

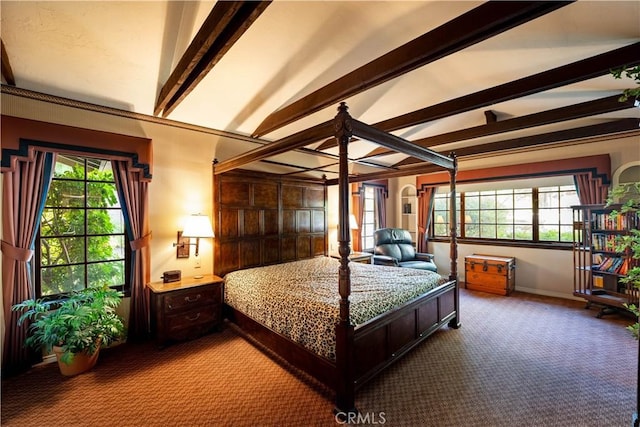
[
  {"left": 611, "top": 65, "right": 640, "bottom": 105},
  {"left": 12, "top": 284, "right": 125, "bottom": 364},
  {"left": 606, "top": 182, "right": 640, "bottom": 338}
]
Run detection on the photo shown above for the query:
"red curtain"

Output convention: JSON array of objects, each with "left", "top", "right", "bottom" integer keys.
[
  {"left": 354, "top": 185, "right": 364, "bottom": 252},
  {"left": 112, "top": 160, "right": 151, "bottom": 340},
  {"left": 374, "top": 186, "right": 387, "bottom": 229},
  {"left": 574, "top": 172, "right": 609, "bottom": 205},
  {"left": 1, "top": 151, "right": 56, "bottom": 375}
]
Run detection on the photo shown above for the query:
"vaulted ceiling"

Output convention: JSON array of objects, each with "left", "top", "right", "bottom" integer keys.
[{"left": 1, "top": 1, "right": 639, "bottom": 181}]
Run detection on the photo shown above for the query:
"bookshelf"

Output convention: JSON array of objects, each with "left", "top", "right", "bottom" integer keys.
[
  {"left": 400, "top": 185, "right": 417, "bottom": 246},
  {"left": 400, "top": 185, "right": 418, "bottom": 246},
  {"left": 572, "top": 204, "right": 639, "bottom": 317}
]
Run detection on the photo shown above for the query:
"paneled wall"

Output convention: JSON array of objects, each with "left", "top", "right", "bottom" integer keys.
[{"left": 214, "top": 170, "right": 327, "bottom": 276}]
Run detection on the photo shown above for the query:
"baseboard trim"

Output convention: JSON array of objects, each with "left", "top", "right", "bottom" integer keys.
[{"left": 514, "top": 286, "right": 584, "bottom": 302}]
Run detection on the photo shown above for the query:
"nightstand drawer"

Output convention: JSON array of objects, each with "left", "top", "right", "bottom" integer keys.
[
  {"left": 164, "top": 287, "right": 221, "bottom": 312},
  {"left": 166, "top": 306, "right": 219, "bottom": 333}
]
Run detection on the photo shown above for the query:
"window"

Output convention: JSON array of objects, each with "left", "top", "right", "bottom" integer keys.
[
  {"left": 361, "top": 186, "right": 377, "bottom": 250},
  {"left": 432, "top": 184, "right": 579, "bottom": 244},
  {"left": 36, "top": 155, "right": 129, "bottom": 298}
]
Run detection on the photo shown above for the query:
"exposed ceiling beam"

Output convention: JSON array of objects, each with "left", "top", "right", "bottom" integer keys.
[
  {"left": 252, "top": 1, "right": 572, "bottom": 137},
  {"left": 213, "top": 94, "right": 637, "bottom": 177},
  {"left": 375, "top": 42, "right": 640, "bottom": 133},
  {"left": 396, "top": 118, "right": 640, "bottom": 167},
  {"left": 484, "top": 110, "right": 497, "bottom": 124},
  {"left": 453, "top": 118, "right": 640, "bottom": 158},
  {"left": 317, "top": 43, "right": 640, "bottom": 153},
  {"left": 327, "top": 119, "right": 640, "bottom": 185},
  {"left": 363, "top": 94, "right": 635, "bottom": 158},
  {"left": 1, "top": 38, "right": 16, "bottom": 86},
  {"left": 154, "top": 1, "right": 271, "bottom": 117}
]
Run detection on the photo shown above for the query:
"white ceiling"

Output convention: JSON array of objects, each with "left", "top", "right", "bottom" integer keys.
[{"left": 1, "top": 1, "right": 639, "bottom": 179}]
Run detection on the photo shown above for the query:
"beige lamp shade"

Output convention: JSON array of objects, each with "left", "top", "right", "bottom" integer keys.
[{"left": 182, "top": 214, "right": 214, "bottom": 238}]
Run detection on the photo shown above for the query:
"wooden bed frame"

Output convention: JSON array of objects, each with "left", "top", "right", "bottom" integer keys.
[{"left": 214, "top": 103, "right": 459, "bottom": 413}]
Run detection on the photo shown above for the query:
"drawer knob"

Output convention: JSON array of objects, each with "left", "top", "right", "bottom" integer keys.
[{"left": 185, "top": 294, "right": 201, "bottom": 303}]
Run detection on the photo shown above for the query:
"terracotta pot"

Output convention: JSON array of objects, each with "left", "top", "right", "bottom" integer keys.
[{"left": 52, "top": 342, "right": 101, "bottom": 376}]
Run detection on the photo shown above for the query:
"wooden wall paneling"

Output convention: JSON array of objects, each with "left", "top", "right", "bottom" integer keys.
[
  {"left": 220, "top": 181, "right": 250, "bottom": 205},
  {"left": 283, "top": 210, "right": 296, "bottom": 234},
  {"left": 217, "top": 241, "right": 240, "bottom": 275},
  {"left": 282, "top": 185, "right": 304, "bottom": 208},
  {"left": 253, "top": 182, "right": 279, "bottom": 208},
  {"left": 262, "top": 236, "right": 280, "bottom": 264},
  {"left": 240, "top": 240, "right": 262, "bottom": 268},
  {"left": 219, "top": 209, "right": 239, "bottom": 238},
  {"left": 313, "top": 235, "right": 326, "bottom": 256},
  {"left": 305, "top": 187, "right": 325, "bottom": 208},
  {"left": 243, "top": 209, "right": 260, "bottom": 236},
  {"left": 263, "top": 210, "right": 279, "bottom": 235},
  {"left": 297, "top": 210, "right": 311, "bottom": 233},
  {"left": 311, "top": 210, "right": 325, "bottom": 233},
  {"left": 282, "top": 236, "right": 297, "bottom": 261},
  {"left": 297, "top": 235, "right": 312, "bottom": 259},
  {"left": 214, "top": 170, "right": 327, "bottom": 277}
]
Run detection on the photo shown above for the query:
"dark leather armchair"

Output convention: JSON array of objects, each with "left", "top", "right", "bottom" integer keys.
[{"left": 373, "top": 228, "right": 437, "bottom": 272}]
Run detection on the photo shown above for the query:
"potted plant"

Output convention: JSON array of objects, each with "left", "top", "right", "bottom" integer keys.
[
  {"left": 606, "top": 182, "right": 640, "bottom": 426},
  {"left": 606, "top": 181, "right": 640, "bottom": 336},
  {"left": 12, "top": 284, "right": 125, "bottom": 376}
]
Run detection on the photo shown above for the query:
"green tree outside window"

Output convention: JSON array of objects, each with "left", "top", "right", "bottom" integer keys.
[{"left": 38, "top": 156, "right": 126, "bottom": 297}]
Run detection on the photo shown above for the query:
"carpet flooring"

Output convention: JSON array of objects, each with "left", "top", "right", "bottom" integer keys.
[{"left": 1, "top": 289, "right": 637, "bottom": 426}]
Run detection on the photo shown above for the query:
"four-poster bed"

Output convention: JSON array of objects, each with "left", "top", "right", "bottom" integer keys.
[{"left": 214, "top": 103, "right": 459, "bottom": 412}]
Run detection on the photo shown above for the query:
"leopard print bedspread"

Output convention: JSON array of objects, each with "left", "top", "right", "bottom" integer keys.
[{"left": 224, "top": 256, "right": 447, "bottom": 361}]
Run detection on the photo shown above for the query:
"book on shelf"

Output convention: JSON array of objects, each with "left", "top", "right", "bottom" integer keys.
[
  {"left": 591, "top": 211, "right": 640, "bottom": 230},
  {"left": 593, "top": 275, "right": 604, "bottom": 288},
  {"left": 593, "top": 256, "right": 629, "bottom": 275},
  {"left": 591, "top": 233, "right": 620, "bottom": 251}
]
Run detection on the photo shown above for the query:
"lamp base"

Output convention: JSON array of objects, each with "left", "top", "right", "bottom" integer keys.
[{"left": 193, "top": 275, "right": 204, "bottom": 279}]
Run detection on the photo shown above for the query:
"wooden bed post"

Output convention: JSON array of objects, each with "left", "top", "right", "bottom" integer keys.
[
  {"left": 448, "top": 153, "right": 461, "bottom": 329},
  {"left": 334, "top": 102, "right": 356, "bottom": 414}
]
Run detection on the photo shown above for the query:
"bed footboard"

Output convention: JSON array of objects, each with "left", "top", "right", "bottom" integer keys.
[
  {"left": 223, "top": 305, "right": 340, "bottom": 390},
  {"left": 352, "top": 280, "right": 457, "bottom": 387},
  {"left": 225, "top": 279, "right": 458, "bottom": 412}
]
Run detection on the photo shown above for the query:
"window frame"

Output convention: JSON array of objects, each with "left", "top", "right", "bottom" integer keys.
[
  {"left": 430, "top": 184, "right": 578, "bottom": 250},
  {"left": 34, "top": 156, "right": 131, "bottom": 300},
  {"left": 360, "top": 185, "right": 378, "bottom": 251}
]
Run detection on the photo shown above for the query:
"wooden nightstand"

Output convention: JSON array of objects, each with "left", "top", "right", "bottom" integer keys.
[
  {"left": 330, "top": 251, "right": 373, "bottom": 264},
  {"left": 147, "top": 274, "right": 224, "bottom": 348}
]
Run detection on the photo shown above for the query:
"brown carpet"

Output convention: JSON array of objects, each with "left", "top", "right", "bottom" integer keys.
[{"left": 2, "top": 289, "right": 637, "bottom": 426}]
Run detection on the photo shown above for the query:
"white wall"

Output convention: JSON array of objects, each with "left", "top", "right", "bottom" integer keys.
[{"left": 431, "top": 242, "right": 575, "bottom": 299}]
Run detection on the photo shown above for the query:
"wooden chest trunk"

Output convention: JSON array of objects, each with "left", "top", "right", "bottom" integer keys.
[{"left": 464, "top": 254, "right": 516, "bottom": 296}]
